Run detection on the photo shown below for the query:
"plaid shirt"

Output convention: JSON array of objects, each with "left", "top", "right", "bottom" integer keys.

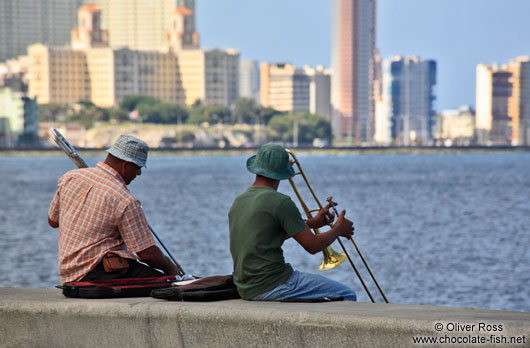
[{"left": 48, "top": 162, "right": 155, "bottom": 284}]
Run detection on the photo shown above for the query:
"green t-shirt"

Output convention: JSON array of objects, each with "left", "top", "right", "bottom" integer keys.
[{"left": 228, "top": 186, "right": 307, "bottom": 299}]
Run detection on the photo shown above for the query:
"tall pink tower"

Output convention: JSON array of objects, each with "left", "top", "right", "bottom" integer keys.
[{"left": 331, "top": 0, "right": 377, "bottom": 145}]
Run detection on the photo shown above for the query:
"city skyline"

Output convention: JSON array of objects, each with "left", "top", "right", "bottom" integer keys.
[{"left": 197, "top": 0, "right": 530, "bottom": 112}]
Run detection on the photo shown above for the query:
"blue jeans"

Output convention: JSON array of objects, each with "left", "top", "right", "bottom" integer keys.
[{"left": 251, "top": 270, "right": 357, "bottom": 301}]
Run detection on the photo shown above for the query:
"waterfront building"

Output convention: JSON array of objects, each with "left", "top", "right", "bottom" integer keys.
[
  {"left": 0, "top": 0, "right": 84, "bottom": 62},
  {"left": 434, "top": 105, "right": 475, "bottom": 146},
  {"left": 178, "top": 48, "right": 240, "bottom": 107},
  {"left": 0, "top": 56, "right": 30, "bottom": 93},
  {"left": 239, "top": 60, "right": 260, "bottom": 103},
  {"left": 0, "top": 87, "right": 38, "bottom": 147},
  {"left": 377, "top": 55, "right": 437, "bottom": 145},
  {"left": 475, "top": 64, "right": 513, "bottom": 145},
  {"left": 304, "top": 66, "right": 332, "bottom": 120},
  {"left": 373, "top": 50, "right": 387, "bottom": 145},
  {"left": 331, "top": 0, "right": 377, "bottom": 144},
  {"left": 260, "top": 62, "right": 310, "bottom": 113},
  {"left": 28, "top": 4, "right": 238, "bottom": 108},
  {"left": 507, "top": 57, "right": 530, "bottom": 145},
  {"left": 87, "top": 0, "right": 199, "bottom": 52}
]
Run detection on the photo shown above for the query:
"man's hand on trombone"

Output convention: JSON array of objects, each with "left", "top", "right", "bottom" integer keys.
[
  {"left": 306, "top": 202, "right": 336, "bottom": 229},
  {"left": 293, "top": 207, "right": 354, "bottom": 255},
  {"left": 310, "top": 202, "right": 355, "bottom": 239}
]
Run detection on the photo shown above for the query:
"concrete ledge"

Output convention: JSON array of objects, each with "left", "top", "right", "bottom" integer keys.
[{"left": 0, "top": 287, "right": 528, "bottom": 348}]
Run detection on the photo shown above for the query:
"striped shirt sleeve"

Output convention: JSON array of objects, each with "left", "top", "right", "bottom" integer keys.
[{"left": 48, "top": 183, "right": 61, "bottom": 223}]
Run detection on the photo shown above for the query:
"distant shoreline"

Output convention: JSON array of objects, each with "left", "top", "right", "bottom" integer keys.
[{"left": 1, "top": 146, "right": 529, "bottom": 157}]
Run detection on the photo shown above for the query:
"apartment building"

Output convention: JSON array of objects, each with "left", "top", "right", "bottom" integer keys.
[
  {"left": 304, "top": 65, "right": 332, "bottom": 120},
  {"left": 507, "top": 57, "right": 530, "bottom": 145},
  {"left": 475, "top": 64, "right": 513, "bottom": 145},
  {"left": 28, "top": 4, "right": 238, "bottom": 108},
  {"left": 260, "top": 62, "right": 310, "bottom": 113},
  {"left": 240, "top": 60, "right": 260, "bottom": 103},
  {"left": 0, "top": 0, "right": 84, "bottom": 61},
  {"left": 87, "top": 0, "right": 199, "bottom": 52},
  {"left": 376, "top": 55, "right": 437, "bottom": 145}
]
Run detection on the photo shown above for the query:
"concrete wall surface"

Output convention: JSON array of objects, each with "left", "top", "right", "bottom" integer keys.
[{"left": 0, "top": 287, "right": 528, "bottom": 348}]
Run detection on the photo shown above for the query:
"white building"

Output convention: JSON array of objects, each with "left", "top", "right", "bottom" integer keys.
[
  {"left": 475, "top": 64, "right": 512, "bottom": 145},
  {"left": 435, "top": 105, "right": 475, "bottom": 146},
  {"left": 239, "top": 60, "right": 260, "bottom": 103},
  {"left": 304, "top": 65, "right": 332, "bottom": 120}
]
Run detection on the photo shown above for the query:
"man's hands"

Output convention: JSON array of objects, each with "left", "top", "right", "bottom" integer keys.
[
  {"left": 306, "top": 202, "right": 336, "bottom": 229},
  {"left": 294, "top": 205, "right": 355, "bottom": 254},
  {"left": 306, "top": 203, "right": 354, "bottom": 239},
  {"left": 333, "top": 209, "right": 354, "bottom": 239}
]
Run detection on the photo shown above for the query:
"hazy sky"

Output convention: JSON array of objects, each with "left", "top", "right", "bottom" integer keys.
[{"left": 197, "top": 0, "right": 530, "bottom": 112}]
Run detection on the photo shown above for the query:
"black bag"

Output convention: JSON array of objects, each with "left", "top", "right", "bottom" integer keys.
[
  {"left": 151, "top": 275, "right": 240, "bottom": 301},
  {"left": 58, "top": 276, "right": 177, "bottom": 298}
]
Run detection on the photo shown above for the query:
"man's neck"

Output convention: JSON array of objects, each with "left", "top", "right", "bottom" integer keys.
[{"left": 252, "top": 175, "right": 280, "bottom": 190}]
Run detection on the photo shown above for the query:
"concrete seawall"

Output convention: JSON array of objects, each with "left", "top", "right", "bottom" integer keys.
[{"left": 0, "top": 287, "right": 528, "bottom": 348}]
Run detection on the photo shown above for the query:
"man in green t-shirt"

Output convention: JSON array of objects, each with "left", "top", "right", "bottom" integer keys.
[{"left": 229, "top": 143, "right": 357, "bottom": 301}]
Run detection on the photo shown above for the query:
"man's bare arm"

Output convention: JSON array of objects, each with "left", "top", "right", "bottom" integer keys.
[
  {"left": 137, "top": 245, "right": 183, "bottom": 276},
  {"left": 293, "top": 210, "right": 353, "bottom": 255}
]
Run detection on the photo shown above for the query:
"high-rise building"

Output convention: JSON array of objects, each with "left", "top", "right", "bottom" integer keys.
[
  {"left": 507, "top": 57, "right": 530, "bottom": 145},
  {"left": 88, "top": 0, "right": 199, "bottom": 51},
  {"left": 178, "top": 48, "right": 240, "bottom": 107},
  {"left": 239, "top": 60, "right": 260, "bottom": 103},
  {"left": 28, "top": 4, "right": 237, "bottom": 108},
  {"left": 376, "top": 56, "right": 436, "bottom": 145},
  {"left": 260, "top": 63, "right": 310, "bottom": 113},
  {"left": 0, "top": 0, "right": 85, "bottom": 62},
  {"left": 331, "top": 0, "right": 376, "bottom": 144},
  {"left": 0, "top": 87, "right": 38, "bottom": 147},
  {"left": 434, "top": 105, "right": 475, "bottom": 147},
  {"left": 476, "top": 64, "right": 513, "bottom": 145},
  {"left": 304, "top": 65, "right": 332, "bottom": 120},
  {"left": 0, "top": 56, "right": 30, "bottom": 93}
]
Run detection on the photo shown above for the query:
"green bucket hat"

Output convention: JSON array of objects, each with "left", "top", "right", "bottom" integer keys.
[{"left": 246, "top": 143, "right": 295, "bottom": 180}]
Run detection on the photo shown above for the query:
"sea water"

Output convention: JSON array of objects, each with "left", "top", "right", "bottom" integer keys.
[{"left": 0, "top": 152, "right": 528, "bottom": 312}]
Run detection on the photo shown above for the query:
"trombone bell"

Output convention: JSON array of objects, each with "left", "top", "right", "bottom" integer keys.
[{"left": 319, "top": 246, "right": 347, "bottom": 271}]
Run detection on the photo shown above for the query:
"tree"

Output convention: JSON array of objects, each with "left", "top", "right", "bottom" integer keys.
[
  {"left": 206, "top": 105, "right": 231, "bottom": 124},
  {"left": 268, "top": 112, "right": 331, "bottom": 145},
  {"left": 258, "top": 106, "right": 282, "bottom": 125},
  {"left": 185, "top": 104, "right": 230, "bottom": 125},
  {"left": 65, "top": 104, "right": 108, "bottom": 128},
  {"left": 38, "top": 103, "right": 71, "bottom": 122},
  {"left": 186, "top": 104, "right": 209, "bottom": 124},
  {"left": 108, "top": 108, "right": 130, "bottom": 122},
  {"left": 119, "top": 95, "right": 162, "bottom": 112},
  {"left": 232, "top": 98, "right": 258, "bottom": 124},
  {"left": 164, "top": 104, "right": 189, "bottom": 124},
  {"left": 137, "top": 103, "right": 189, "bottom": 124}
]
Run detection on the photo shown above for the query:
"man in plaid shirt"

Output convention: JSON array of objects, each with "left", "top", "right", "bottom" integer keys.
[{"left": 48, "top": 135, "right": 181, "bottom": 284}]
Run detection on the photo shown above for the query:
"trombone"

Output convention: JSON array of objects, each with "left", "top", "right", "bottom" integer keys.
[
  {"left": 50, "top": 127, "right": 185, "bottom": 276},
  {"left": 286, "top": 149, "right": 389, "bottom": 303}
]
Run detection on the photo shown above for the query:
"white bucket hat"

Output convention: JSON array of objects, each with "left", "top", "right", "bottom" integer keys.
[{"left": 106, "top": 135, "right": 149, "bottom": 168}]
